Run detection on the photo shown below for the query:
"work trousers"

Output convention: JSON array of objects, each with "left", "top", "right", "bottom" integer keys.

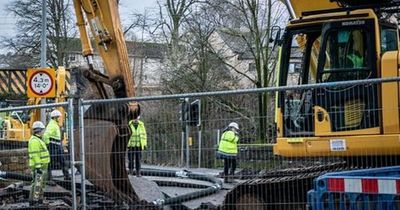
[
  {"left": 127, "top": 146, "right": 142, "bottom": 172},
  {"left": 29, "top": 164, "right": 48, "bottom": 202},
  {"left": 48, "top": 141, "right": 69, "bottom": 179},
  {"left": 223, "top": 158, "right": 237, "bottom": 176}
]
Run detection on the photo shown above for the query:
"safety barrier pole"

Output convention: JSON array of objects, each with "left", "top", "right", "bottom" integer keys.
[
  {"left": 67, "top": 98, "right": 77, "bottom": 210},
  {"left": 198, "top": 129, "right": 201, "bottom": 168},
  {"left": 79, "top": 99, "right": 86, "bottom": 210}
]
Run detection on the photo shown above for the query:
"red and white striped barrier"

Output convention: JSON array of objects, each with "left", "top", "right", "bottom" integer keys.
[{"left": 327, "top": 178, "right": 400, "bottom": 194}]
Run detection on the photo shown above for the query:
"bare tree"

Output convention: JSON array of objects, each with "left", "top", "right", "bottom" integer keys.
[
  {"left": 154, "top": 0, "right": 199, "bottom": 73},
  {"left": 206, "top": 0, "right": 288, "bottom": 142},
  {"left": 1, "top": 0, "right": 75, "bottom": 68},
  {"left": 150, "top": 0, "right": 288, "bottom": 142}
]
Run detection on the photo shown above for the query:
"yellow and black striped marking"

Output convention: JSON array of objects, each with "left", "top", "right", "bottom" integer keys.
[{"left": 0, "top": 69, "right": 27, "bottom": 95}]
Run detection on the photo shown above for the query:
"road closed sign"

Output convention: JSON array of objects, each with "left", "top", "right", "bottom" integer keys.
[{"left": 27, "top": 68, "right": 56, "bottom": 98}]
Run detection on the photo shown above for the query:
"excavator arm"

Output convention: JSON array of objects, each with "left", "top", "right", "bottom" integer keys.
[
  {"left": 73, "top": 0, "right": 135, "bottom": 98},
  {"left": 72, "top": 0, "right": 142, "bottom": 205}
]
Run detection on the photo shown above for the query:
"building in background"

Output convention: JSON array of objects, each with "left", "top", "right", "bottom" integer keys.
[{"left": 66, "top": 39, "right": 166, "bottom": 96}]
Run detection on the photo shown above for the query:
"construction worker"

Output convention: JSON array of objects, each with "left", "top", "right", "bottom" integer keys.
[
  {"left": 127, "top": 115, "right": 147, "bottom": 177},
  {"left": 346, "top": 30, "right": 365, "bottom": 68},
  {"left": 28, "top": 121, "right": 49, "bottom": 205},
  {"left": 217, "top": 122, "right": 240, "bottom": 183},
  {"left": 43, "top": 110, "right": 70, "bottom": 180}
]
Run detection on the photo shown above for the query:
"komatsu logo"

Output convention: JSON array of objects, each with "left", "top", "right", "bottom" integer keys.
[{"left": 342, "top": 20, "right": 365, "bottom": 26}]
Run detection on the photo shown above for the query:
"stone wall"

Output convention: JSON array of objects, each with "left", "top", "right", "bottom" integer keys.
[{"left": 0, "top": 148, "right": 29, "bottom": 187}]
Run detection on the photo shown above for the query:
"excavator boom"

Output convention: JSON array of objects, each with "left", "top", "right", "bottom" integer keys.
[
  {"left": 73, "top": 0, "right": 135, "bottom": 98},
  {"left": 72, "top": 0, "right": 141, "bottom": 205}
]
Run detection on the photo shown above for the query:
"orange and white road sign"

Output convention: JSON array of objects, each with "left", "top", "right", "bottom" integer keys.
[{"left": 27, "top": 68, "right": 56, "bottom": 98}]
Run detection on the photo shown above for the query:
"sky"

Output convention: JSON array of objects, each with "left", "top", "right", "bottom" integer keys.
[{"left": 0, "top": 0, "right": 158, "bottom": 39}]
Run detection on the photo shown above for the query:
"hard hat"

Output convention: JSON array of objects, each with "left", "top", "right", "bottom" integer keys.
[
  {"left": 228, "top": 122, "right": 239, "bottom": 130},
  {"left": 32, "top": 121, "right": 45, "bottom": 130},
  {"left": 50, "top": 110, "right": 62, "bottom": 118}
]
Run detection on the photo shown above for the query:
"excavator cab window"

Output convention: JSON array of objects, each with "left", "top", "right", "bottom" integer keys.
[
  {"left": 278, "top": 26, "right": 322, "bottom": 136},
  {"left": 10, "top": 111, "right": 30, "bottom": 124},
  {"left": 380, "top": 24, "right": 398, "bottom": 53},
  {"left": 315, "top": 19, "right": 379, "bottom": 132},
  {"left": 319, "top": 28, "right": 370, "bottom": 83},
  {"left": 279, "top": 19, "right": 379, "bottom": 136}
]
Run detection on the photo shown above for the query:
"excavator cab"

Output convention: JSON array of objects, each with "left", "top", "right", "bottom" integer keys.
[{"left": 274, "top": 7, "right": 400, "bottom": 157}]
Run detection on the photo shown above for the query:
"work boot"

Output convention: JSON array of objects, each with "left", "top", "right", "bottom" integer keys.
[
  {"left": 63, "top": 169, "right": 70, "bottom": 180},
  {"left": 29, "top": 199, "right": 43, "bottom": 206},
  {"left": 224, "top": 177, "right": 231, "bottom": 183},
  {"left": 136, "top": 170, "right": 141, "bottom": 177},
  {"left": 29, "top": 200, "right": 38, "bottom": 207}
]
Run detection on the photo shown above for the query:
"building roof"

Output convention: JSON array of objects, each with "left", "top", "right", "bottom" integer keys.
[
  {"left": 66, "top": 38, "right": 166, "bottom": 59},
  {"left": 126, "top": 42, "right": 166, "bottom": 59}
]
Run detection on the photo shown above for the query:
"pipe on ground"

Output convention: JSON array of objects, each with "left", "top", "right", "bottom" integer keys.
[
  {"left": 0, "top": 171, "right": 32, "bottom": 182},
  {"left": 144, "top": 169, "right": 222, "bottom": 206}
]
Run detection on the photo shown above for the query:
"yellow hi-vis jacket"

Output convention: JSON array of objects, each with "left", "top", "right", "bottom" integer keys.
[
  {"left": 218, "top": 130, "right": 239, "bottom": 155},
  {"left": 127, "top": 120, "right": 147, "bottom": 150},
  {"left": 43, "top": 119, "right": 61, "bottom": 144},
  {"left": 28, "top": 135, "right": 50, "bottom": 169}
]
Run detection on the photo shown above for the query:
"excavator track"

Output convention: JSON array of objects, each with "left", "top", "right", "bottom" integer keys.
[
  {"left": 224, "top": 162, "right": 351, "bottom": 210},
  {"left": 224, "top": 155, "right": 400, "bottom": 210}
]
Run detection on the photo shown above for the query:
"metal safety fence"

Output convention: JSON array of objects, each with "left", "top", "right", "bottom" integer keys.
[
  {"left": 0, "top": 101, "right": 75, "bottom": 208},
  {"left": 1, "top": 77, "right": 400, "bottom": 209}
]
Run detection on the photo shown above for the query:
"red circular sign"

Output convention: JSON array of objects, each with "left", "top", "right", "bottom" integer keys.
[{"left": 29, "top": 70, "right": 54, "bottom": 96}]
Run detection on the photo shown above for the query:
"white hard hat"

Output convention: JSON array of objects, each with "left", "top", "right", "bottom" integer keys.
[
  {"left": 32, "top": 121, "right": 45, "bottom": 130},
  {"left": 228, "top": 122, "right": 239, "bottom": 130},
  {"left": 50, "top": 110, "right": 62, "bottom": 118}
]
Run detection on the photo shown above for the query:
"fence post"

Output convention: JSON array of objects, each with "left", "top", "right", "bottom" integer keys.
[
  {"left": 185, "top": 122, "right": 190, "bottom": 168},
  {"left": 198, "top": 129, "right": 201, "bottom": 168},
  {"left": 78, "top": 99, "right": 86, "bottom": 210},
  {"left": 181, "top": 131, "right": 185, "bottom": 167},
  {"left": 215, "top": 129, "right": 220, "bottom": 167},
  {"left": 67, "top": 98, "right": 77, "bottom": 210},
  {"left": 185, "top": 98, "right": 190, "bottom": 168}
]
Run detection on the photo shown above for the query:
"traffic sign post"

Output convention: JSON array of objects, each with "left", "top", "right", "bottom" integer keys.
[{"left": 27, "top": 68, "right": 56, "bottom": 98}]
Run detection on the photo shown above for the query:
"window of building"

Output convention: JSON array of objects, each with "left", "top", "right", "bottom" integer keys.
[{"left": 69, "top": 55, "right": 76, "bottom": 62}]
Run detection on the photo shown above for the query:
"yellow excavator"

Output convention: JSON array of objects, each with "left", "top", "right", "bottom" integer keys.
[
  {"left": 274, "top": 0, "right": 400, "bottom": 158},
  {"left": 1, "top": 0, "right": 140, "bottom": 205},
  {"left": 1, "top": 0, "right": 139, "bottom": 204},
  {"left": 71, "top": 0, "right": 140, "bottom": 204},
  {"left": 223, "top": 0, "right": 400, "bottom": 209}
]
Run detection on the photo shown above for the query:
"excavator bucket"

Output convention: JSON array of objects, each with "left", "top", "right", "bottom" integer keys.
[
  {"left": 74, "top": 108, "right": 136, "bottom": 203},
  {"left": 71, "top": 68, "right": 146, "bottom": 205}
]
